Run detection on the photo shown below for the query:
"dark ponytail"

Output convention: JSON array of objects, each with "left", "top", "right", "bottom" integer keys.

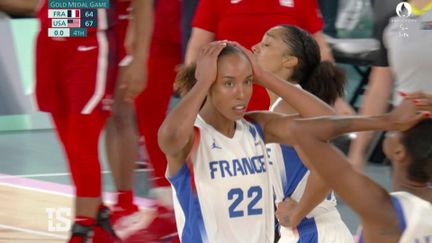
[
  {"left": 278, "top": 25, "right": 346, "bottom": 105},
  {"left": 302, "top": 61, "right": 346, "bottom": 105}
]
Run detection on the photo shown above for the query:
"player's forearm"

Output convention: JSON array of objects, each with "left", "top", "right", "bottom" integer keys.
[
  {"left": 259, "top": 70, "right": 335, "bottom": 117},
  {"left": 291, "top": 170, "right": 331, "bottom": 226},
  {"left": 293, "top": 136, "right": 395, "bottom": 223},
  {"left": 184, "top": 28, "right": 215, "bottom": 65},
  {"left": 131, "top": 0, "right": 153, "bottom": 61},
  {"left": 292, "top": 114, "right": 394, "bottom": 143}
]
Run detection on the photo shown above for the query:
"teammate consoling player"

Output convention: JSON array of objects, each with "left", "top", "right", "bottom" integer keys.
[
  {"left": 158, "top": 40, "right": 340, "bottom": 242},
  {"left": 252, "top": 25, "right": 353, "bottom": 242}
]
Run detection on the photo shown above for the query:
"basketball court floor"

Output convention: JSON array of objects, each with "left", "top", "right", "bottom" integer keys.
[
  {"left": 0, "top": 15, "right": 394, "bottom": 243},
  {"left": 0, "top": 127, "right": 393, "bottom": 242}
]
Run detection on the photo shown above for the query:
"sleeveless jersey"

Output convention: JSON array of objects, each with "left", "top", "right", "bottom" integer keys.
[
  {"left": 268, "top": 97, "right": 353, "bottom": 243},
  {"left": 168, "top": 115, "right": 274, "bottom": 243},
  {"left": 390, "top": 191, "right": 432, "bottom": 243}
]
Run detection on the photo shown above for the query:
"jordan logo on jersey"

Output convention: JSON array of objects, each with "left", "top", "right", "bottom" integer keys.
[
  {"left": 211, "top": 138, "right": 222, "bottom": 150},
  {"left": 230, "top": 0, "right": 242, "bottom": 4}
]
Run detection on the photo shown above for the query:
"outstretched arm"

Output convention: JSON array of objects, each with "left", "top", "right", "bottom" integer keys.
[
  {"left": 289, "top": 101, "right": 424, "bottom": 241},
  {"left": 294, "top": 134, "right": 401, "bottom": 242},
  {"left": 158, "top": 42, "right": 226, "bottom": 176}
]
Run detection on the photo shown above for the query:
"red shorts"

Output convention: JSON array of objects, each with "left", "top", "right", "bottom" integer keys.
[{"left": 35, "top": 29, "right": 118, "bottom": 115}]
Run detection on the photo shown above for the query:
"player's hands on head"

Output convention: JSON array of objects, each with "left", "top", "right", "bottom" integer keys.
[
  {"left": 387, "top": 99, "right": 428, "bottom": 131},
  {"left": 228, "top": 41, "right": 264, "bottom": 84},
  {"left": 195, "top": 41, "right": 227, "bottom": 85}
]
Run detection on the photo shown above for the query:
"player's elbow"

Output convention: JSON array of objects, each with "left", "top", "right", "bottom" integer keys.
[
  {"left": 157, "top": 125, "right": 184, "bottom": 156},
  {"left": 273, "top": 120, "right": 303, "bottom": 146},
  {"left": 287, "top": 120, "right": 316, "bottom": 146}
]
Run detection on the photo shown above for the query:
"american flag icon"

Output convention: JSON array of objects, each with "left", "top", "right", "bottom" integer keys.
[{"left": 67, "top": 19, "right": 80, "bottom": 28}]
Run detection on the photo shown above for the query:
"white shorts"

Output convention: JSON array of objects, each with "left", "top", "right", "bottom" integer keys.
[{"left": 278, "top": 210, "right": 354, "bottom": 243}]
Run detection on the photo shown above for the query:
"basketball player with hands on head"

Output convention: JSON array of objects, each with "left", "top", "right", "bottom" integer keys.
[{"left": 158, "top": 39, "right": 340, "bottom": 242}]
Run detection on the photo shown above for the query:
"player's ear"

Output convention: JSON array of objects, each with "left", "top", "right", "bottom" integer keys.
[
  {"left": 282, "top": 55, "right": 298, "bottom": 69},
  {"left": 392, "top": 143, "right": 408, "bottom": 163},
  {"left": 383, "top": 131, "right": 407, "bottom": 164}
]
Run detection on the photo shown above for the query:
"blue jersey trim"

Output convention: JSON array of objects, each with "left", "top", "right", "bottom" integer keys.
[
  {"left": 168, "top": 163, "right": 207, "bottom": 243},
  {"left": 249, "top": 120, "right": 265, "bottom": 141},
  {"left": 280, "top": 145, "right": 308, "bottom": 197},
  {"left": 390, "top": 196, "right": 407, "bottom": 232},
  {"left": 168, "top": 162, "right": 190, "bottom": 182},
  {"left": 297, "top": 217, "right": 318, "bottom": 243}
]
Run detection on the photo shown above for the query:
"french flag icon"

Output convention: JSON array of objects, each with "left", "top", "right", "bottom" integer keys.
[{"left": 67, "top": 9, "right": 80, "bottom": 18}]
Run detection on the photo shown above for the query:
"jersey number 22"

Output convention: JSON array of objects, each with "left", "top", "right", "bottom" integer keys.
[{"left": 228, "top": 186, "right": 262, "bottom": 218}]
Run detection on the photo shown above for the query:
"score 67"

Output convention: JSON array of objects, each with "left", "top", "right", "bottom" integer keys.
[{"left": 82, "top": 19, "right": 97, "bottom": 28}]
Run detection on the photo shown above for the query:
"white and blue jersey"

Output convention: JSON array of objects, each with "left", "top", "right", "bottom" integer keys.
[
  {"left": 358, "top": 191, "right": 432, "bottom": 243},
  {"left": 268, "top": 98, "right": 353, "bottom": 243},
  {"left": 168, "top": 115, "right": 275, "bottom": 243}
]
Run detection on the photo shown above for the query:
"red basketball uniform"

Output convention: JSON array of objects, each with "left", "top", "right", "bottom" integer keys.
[
  {"left": 192, "top": 0, "right": 324, "bottom": 111},
  {"left": 135, "top": 0, "right": 182, "bottom": 188},
  {"left": 35, "top": 0, "right": 118, "bottom": 115}
]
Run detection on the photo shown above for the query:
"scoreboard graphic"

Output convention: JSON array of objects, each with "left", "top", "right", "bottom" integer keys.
[{"left": 47, "top": 0, "right": 110, "bottom": 37}]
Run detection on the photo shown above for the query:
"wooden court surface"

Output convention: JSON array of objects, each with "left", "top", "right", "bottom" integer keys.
[
  {"left": 0, "top": 183, "right": 70, "bottom": 242},
  {"left": 0, "top": 178, "right": 156, "bottom": 243}
]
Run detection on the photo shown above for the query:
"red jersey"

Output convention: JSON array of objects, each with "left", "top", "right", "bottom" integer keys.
[
  {"left": 152, "top": 0, "right": 181, "bottom": 43},
  {"left": 192, "top": 0, "right": 323, "bottom": 111},
  {"left": 193, "top": 0, "right": 323, "bottom": 49},
  {"left": 117, "top": 0, "right": 131, "bottom": 18}
]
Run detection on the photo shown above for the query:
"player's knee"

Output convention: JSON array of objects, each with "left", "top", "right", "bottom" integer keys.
[{"left": 111, "top": 109, "right": 133, "bottom": 131}]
